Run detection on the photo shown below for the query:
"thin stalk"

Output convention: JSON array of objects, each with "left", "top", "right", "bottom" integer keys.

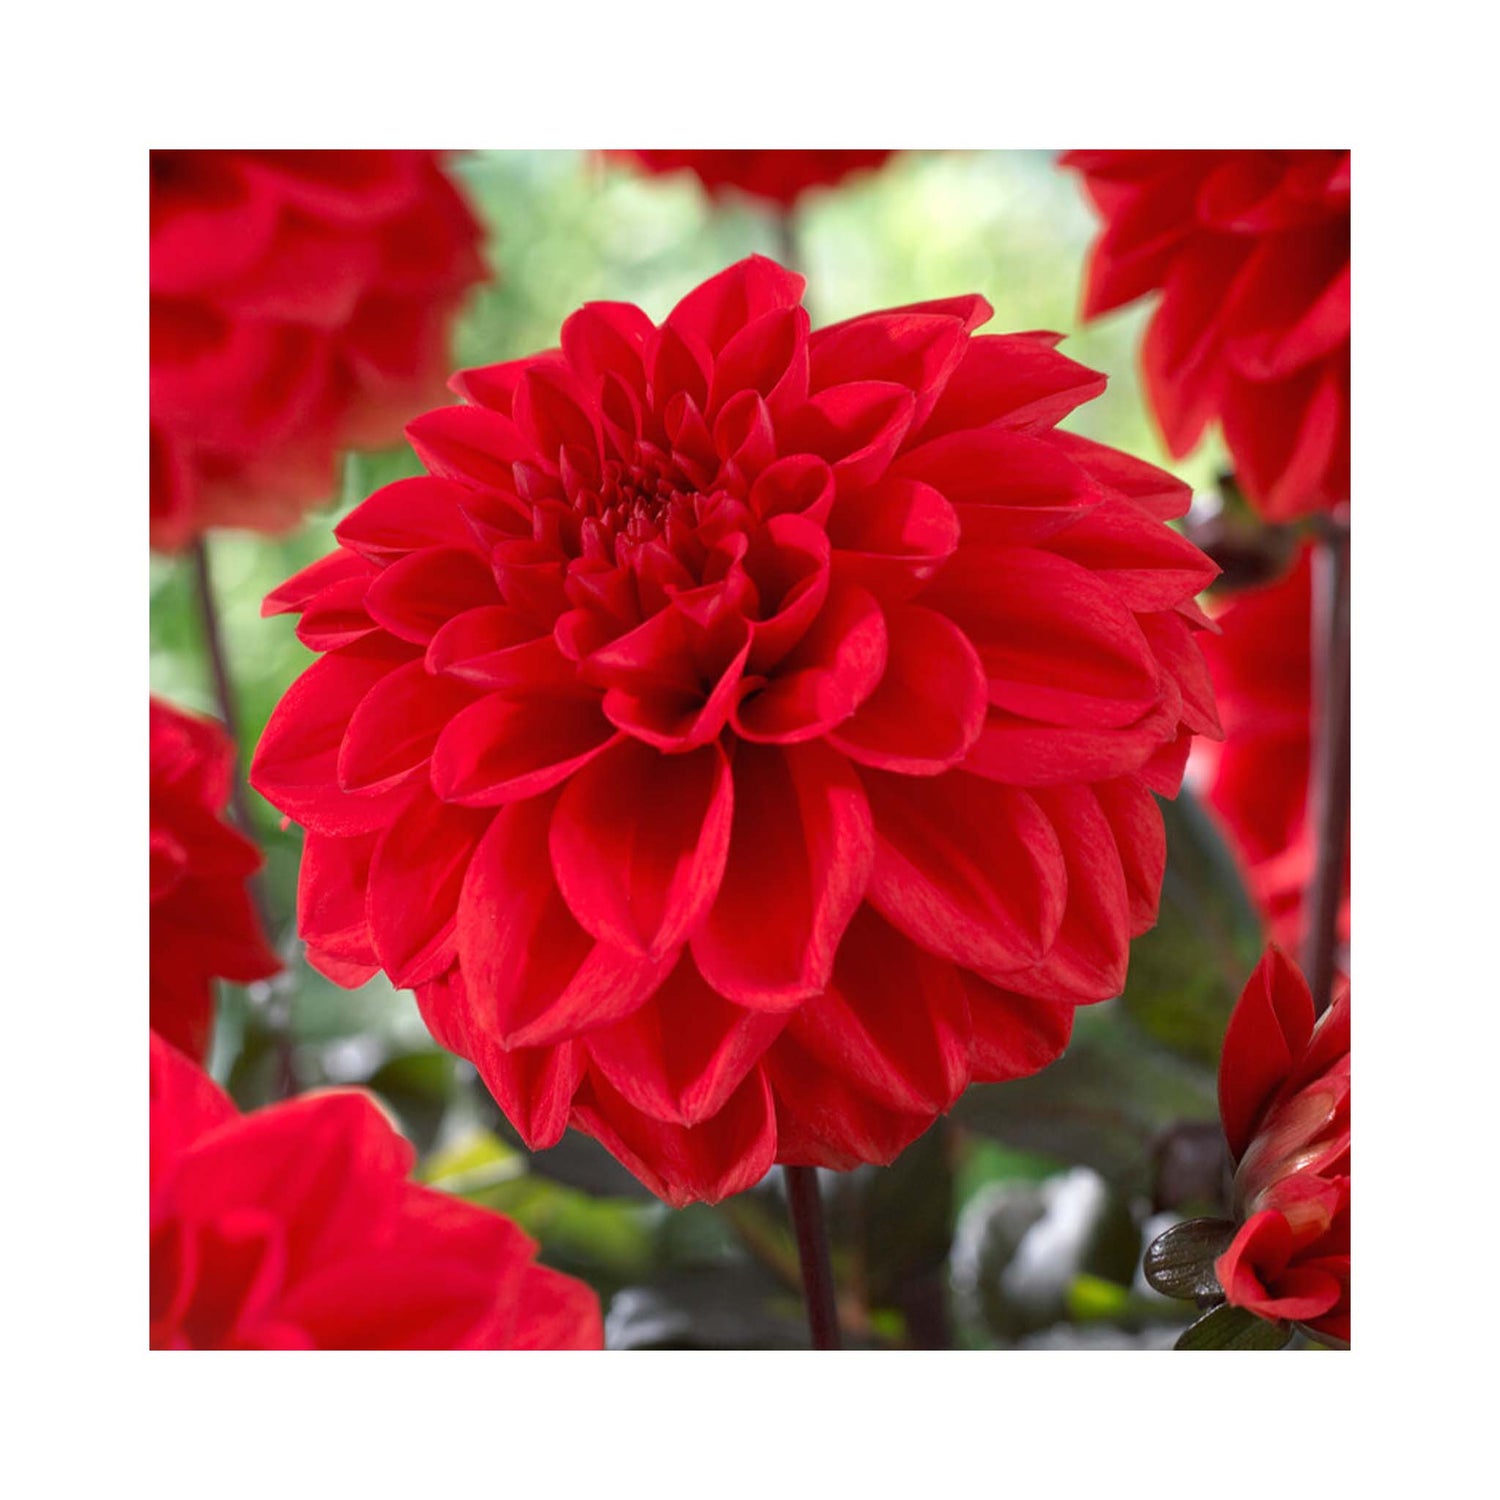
[
  {"left": 189, "top": 538, "right": 295, "bottom": 1091},
  {"left": 1302, "top": 515, "right": 1351, "bottom": 1013},
  {"left": 784, "top": 1166, "right": 842, "bottom": 1350}
]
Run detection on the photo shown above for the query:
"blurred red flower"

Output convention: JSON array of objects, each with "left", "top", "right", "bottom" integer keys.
[
  {"left": 150, "top": 1032, "right": 602, "bottom": 1349},
  {"left": 150, "top": 150, "right": 487, "bottom": 552},
  {"left": 1192, "top": 545, "right": 1348, "bottom": 951},
  {"left": 1215, "top": 947, "right": 1349, "bottom": 1345},
  {"left": 151, "top": 698, "right": 279, "bottom": 1059},
  {"left": 615, "top": 151, "right": 893, "bottom": 208},
  {"left": 1063, "top": 151, "right": 1349, "bottom": 521},
  {"left": 252, "top": 255, "right": 1221, "bottom": 1205}
]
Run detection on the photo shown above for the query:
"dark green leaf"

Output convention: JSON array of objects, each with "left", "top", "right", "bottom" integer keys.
[
  {"left": 1176, "top": 1304, "right": 1292, "bottom": 1351},
  {"left": 1143, "top": 1217, "right": 1237, "bottom": 1302},
  {"left": 605, "top": 1265, "right": 809, "bottom": 1350},
  {"left": 953, "top": 1002, "right": 1217, "bottom": 1193},
  {"left": 1121, "top": 790, "right": 1264, "bottom": 1067}
]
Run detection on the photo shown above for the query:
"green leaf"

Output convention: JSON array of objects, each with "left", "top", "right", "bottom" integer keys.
[
  {"left": 1176, "top": 1304, "right": 1292, "bottom": 1350},
  {"left": 954, "top": 1002, "right": 1217, "bottom": 1194},
  {"left": 1121, "top": 790, "right": 1265, "bottom": 1067},
  {"left": 1143, "top": 1217, "right": 1237, "bottom": 1302}
]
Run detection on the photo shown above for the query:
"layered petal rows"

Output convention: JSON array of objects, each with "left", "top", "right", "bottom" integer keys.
[
  {"left": 151, "top": 699, "right": 279, "bottom": 1059},
  {"left": 150, "top": 1032, "right": 602, "bottom": 1349},
  {"left": 615, "top": 151, "right": 894, "bottom": 208},
  {"left": 252, "top": 256, "right": 1222, "bottom": 1205},
  {"left": 1192, "top": 545, "right": 1349, "bottom": 952},
  {"left": 150, "top": 150, "right": 487, "bottom": 551},
  {"left": 1214, "top": 949, "right": 1350, "bottom": 1345},
  {"left": 1063, "top": 151, "right": 1350, "bottom": 521}
]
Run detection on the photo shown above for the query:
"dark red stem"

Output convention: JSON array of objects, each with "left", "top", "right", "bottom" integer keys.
[
  {"left": 1302, "top": 515, "right": 1351, "bottom": 1014},
  {"left": 785, "top": 1166, "right": 842, "bottom": 1349}
]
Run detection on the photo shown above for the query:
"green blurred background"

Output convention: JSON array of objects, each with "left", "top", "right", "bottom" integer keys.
[{"left": 150, "top": 149, "right": 1256, "bottom": 1349}]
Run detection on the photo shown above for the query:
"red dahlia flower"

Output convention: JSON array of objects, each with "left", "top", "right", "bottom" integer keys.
[
  {"left": 251, "top": 255, "right": 1222, "bottom": 1206},
  {"left": 615, "top": 151, "right": 894, "bottom": 208},
  {"left": 1215, "top": 948, "right": 1350, "bottom": 1345},
  {"left": 1192, "top": 545, "right": 1348, "bottom": 951},
  {"left": 150, "top": 150, "right": 487, "bottom": 552},
  {"left": 151, "top": 1032, "right": 602, "bottom": 1349},
  {"left": 1063, "top": 151, "right": 1350, "bottom": 521},
  {"left": 151, "top": 698, "right": 279, "bottom": 1060}
]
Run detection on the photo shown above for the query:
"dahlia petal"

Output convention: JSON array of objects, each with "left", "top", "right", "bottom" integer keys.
[
  {"left": 263, "top": 548, "right": 376, "bottom": 618},
  {"left": 808, "top": 310, "right": 971, "bottom": 428},
  {"left": 893, "top": 427, "right": 1104, "bottom": 547},
  {"left": 571, "top": 1066, "right": 778, "bottom": 1209},
  {"left": 1139, "top": 611, "right": 1222, "bottom": 738},
  {"left": 217, "top": 218, "right": 378, "bottom": 328},
  {"left": 150, "top": 156, "right": 283, "bottom": 295},
  {"left": 430, "top": 691, "right": 619, "bottom": 806},
  {"left": 585, "top": 956, "right": 786, "bottom": 1126},
  {"left": 1215, "top": 1210, "right": 1341, "bottom": 1322},
  {"left": 965, "top": 701, "right": 1179, "bottom": 789},
  {"left": 508, "top": 1264, "right": 606, "bottom": 1350},
  {"left": 1224, "top": 240, "right": 1350, "bottom": 381},
  {"left": 337, "top": 659, "right": 480, "bottom": 795},
  {"left": 1044, "top": 494, "right": 1219, "bottom": 611},
  {"left": 766, "top": 1037, "right": 935, "bottom": 1171},
  {"left": 298, "top": 831, "right": 379, "bottom": 969},
  {"left": 1093, "top": 775, "right": 1167, "bottom": 936},
  {"left": 366, "top": 787, "right": 489, "bottom": 988},
  {"left": 1143, "top": 235, "right": 1251, "bottom": 455},
  {"left": 1046, "top": 430, "right": 1193, "bottom": 522},
  {"left": 862, "top": 767, "right": 1066, "bottom": 978},
  {"left": 449, "top": 350, "right": 563, "bottom": 415},
  {"left": 742, "top": 512, "right": 833, "bottom": 672},
  {"left": 706, "top": 305, "right": 811, "bottom": 421},
  {"left": 406, "top": 405, "right": 538, "bottom": 490},
  {"left": 550, "top": 738, "right": 734, "bottom": 958},
  {"left": 961, "top": 972, "right": 1076, "bottom": 1083},
  {"left": 150, "top": 1031, "right": 238, "bottom": 1180},
  {"left": 560, "top": 300, "right": 653, "bottom": 396},
  {"left": 414, "top": 970, "right": 584, "bottom": 1149},
  {"left": 663, "top": 254, "right": 806, "bottom": 355},
  {"left": 788, "top": 905, "right": 972, "bottom": 1114},
  {"left": 296, "top": 574, "right": 380, "bottom": 651},
  {"left": 1079, "top": 166, "right": 1208, "bottom": 317},
  {"left": 513, "top": 363, "right": 600, "bottom": 468},
  {"left": 251, "top": 640, "right": 423, "bottom": 836},
  {"left": 826, "top": 475, "right": 959, "bottom": 602},
  {"left": 931, "top": 548, "right": 1164, "bottom": 730},
  {"left": 456, "top": 797, "right": 672, "bottom": 1048},
  {"left": 778, "top": 380, "right": 916, "bottom": 489},
  {"left": 828, "top": 604, "right": 986, "bottom": 774},
  {"left": 1222, "top": 364, "right": 1345, "bottom": 521},
  {"left": 336, "top": 478, "right": 490, "bottom": 568},
  {"left": 426, "top": 605, "right": 558, "bottom": 687},
  {"left": 1218, "top": 946, "right": 1316, "bottom": 1162},
  {"left": 748, "top": 453, "right": 836, "bottom": 525},
  {"left": 692, "top": 742, "right": 874, "bottom": 1009},
  {"left": 1003, "top": 786, "right": 1132, "bottom": 1003},
  {"left": 915, "top": 332, "right": 1106, "bottom": 438},
  {"left": 364, "top": 546, "right": 501, "bottom": 645},
  {"left": 733, "top": 580, "right": 888, "bottom": 744}
]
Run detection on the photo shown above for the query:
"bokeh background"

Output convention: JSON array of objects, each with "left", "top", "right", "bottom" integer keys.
[{"left": 149, "top": 149, "right": 1258, "bottom": 1349}]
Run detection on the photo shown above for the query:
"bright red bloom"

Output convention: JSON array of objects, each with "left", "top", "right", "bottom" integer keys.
[
  {"left": 1214, "top": 947, "right": 1349, "bottom": 1345},
  {"left": 615, "top": 151, "right": 893, "bottom": 208},
  {"left": 150, "top": 1032, "right": 602, "bottom": 1349},
  {"left": 1063, "top": 151, "right": 1350, "bottom": 521},
  {"left": 251, "top": 255, "right": 1221, "bottom": 1206},
  {"left": 150, "top": 150, "right": 487, "bottom": 552},
  {"left": 151, "top": 698, "right": 279, "bottom": 1060},
  {"left": 1191, "top": 545, "right": 1348, "bottom": 951}
]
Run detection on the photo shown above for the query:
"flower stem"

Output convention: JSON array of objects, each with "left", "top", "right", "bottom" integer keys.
[
  {"left": 1302, "top": 514, "right": 1351, "bottom": 1013},
  {"left": 784, "top": 1166, "right": 842, "bottom": 1349},
  {"left": 190, "top": 538, "right": 261, "bottom": 851},
  {"left": 773, "top": 210, "right": 799, "bottom": 273},
  {"left": 190, "top": 537, "right": 296, "bottom": 1091}
]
